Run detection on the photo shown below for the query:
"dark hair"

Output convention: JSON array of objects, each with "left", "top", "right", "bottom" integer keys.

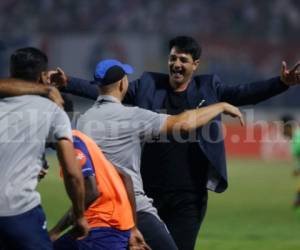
[
  {"left": 169, "top": 36, "right": 202, "bottom": 60},
  {"left": 10, "top": 47, "right": 48, "bottom": 81}
]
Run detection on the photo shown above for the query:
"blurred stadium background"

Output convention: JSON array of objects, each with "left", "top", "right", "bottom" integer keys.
[{"left": 1, "top": 0, "right": 300, "bottom": 249}]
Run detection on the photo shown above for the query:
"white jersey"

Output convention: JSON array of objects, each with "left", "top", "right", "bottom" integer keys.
[{"left": 0, "top": 95, "right": 72, "bottom": 216}]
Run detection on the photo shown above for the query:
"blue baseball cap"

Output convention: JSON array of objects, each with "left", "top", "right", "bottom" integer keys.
[{"left": 93, "top": 59, "right": 134, "bottom": 86}]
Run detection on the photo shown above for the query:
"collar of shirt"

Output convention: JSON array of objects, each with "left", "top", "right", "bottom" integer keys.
[{"left": 96, "top": 95, "right": 121, "bottom": 104}]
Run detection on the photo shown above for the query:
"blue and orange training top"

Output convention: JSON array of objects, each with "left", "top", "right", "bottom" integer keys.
[{"left": 72, "top": 130, "right": 134, "bottom": 230}]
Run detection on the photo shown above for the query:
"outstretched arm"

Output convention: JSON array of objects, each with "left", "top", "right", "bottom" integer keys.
[
  {"left": 161, "top": 102, "right": 244, "bottom": 134},
  {"left": 66, "top": 77, "right": 98, "bottom": 100},
  {"left": 0, "top": 67, "right": 97, "bottom": 104},
  {"left": 215, "top": 61, "right": 300, "bottom": 106},
  {"left": 48, "top": 68, "right": 98, "bottom": 99},
  {"left": 0, "top": 79, "right": 64, "bottom": 107},
  {"left": 54, "top": 68, "right": 141, "bottom": 103},
  {"left": 0, "top": 78, "right": 47, "bottom": 96}
]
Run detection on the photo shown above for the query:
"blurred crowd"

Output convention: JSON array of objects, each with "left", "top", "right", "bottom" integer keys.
[
  {"left": 0, "top": 0, "right": 300, "bottom": 107},
  {"left": 0, "top": 0, "right": 299, "bottom": 42}
]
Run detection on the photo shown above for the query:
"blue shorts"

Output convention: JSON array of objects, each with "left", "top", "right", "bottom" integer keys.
[
  {"left": 53, "top": 227, "right": 131, "bottom": 250},
  {"left": 0, "top": 205, "right": 53, "bottom": 250}
]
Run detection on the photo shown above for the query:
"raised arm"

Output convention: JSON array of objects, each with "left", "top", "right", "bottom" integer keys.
[
  {"left": 49, "top": 68, "right": 98, "bottom": 99},
  {"left": 66, "top": 77, "right": 98, "bottom": 100},
  {"left": 67, "top": 76, "right": 139, "bottom": 103},
  {"left": 49, "top": 67, "right": 141, "bottom": 102},
  {"left": 160, "top": 102, "right": 244, "bottom": 134},
  {"left": 213, "top": 75, "right": 287, "bottom": 106},
  {"left": 215, "top": 61, "right": 300, "bottom": 106}
]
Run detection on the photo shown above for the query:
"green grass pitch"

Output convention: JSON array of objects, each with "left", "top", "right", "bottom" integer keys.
[{"left": 38, "top": 156, "right": 300, "bottom": 250}]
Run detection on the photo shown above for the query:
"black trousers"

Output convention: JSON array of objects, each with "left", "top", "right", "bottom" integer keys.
[
  {"left": 148, "top": 190, "right": 208, "bottom": 250},
  {"left": 137, "top": 211, "right": 178, "bottom": 250}
]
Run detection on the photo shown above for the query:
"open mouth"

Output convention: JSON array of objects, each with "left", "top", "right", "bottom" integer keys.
[{"left": 171, "top": 68, "right": 184, "bottom": 78}]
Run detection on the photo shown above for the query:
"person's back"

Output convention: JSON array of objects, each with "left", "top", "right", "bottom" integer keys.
[
  {"left": 72, "top": 130, "right": 134, "bottom": 230},
  {"left": 77, "top": 96, "right": 165, "bottom": 215},
  {"left": 0, "top": 47, "right": 87, "bottom": 250},
  {"left": 76, "top": 59, "right": 178, "bottom": 250},
  {"left": 0, "top": 95, "right": 68, "bottom": 216},
  {"left": 52, "top": 129, "right": 137, "bottom": 250}
]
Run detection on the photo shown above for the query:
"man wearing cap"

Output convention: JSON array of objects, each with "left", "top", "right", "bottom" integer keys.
[
  {"left": 49, "top": 129, "right": 149, "bottom": 250},
  {"left": 41, "top": 94, "right": 149, "bottom": 250},
  {"left": 75, "top": 58, "right": 244, "bottom": 250}
]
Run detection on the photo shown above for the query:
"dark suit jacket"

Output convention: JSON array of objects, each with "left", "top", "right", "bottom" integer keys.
[{"left": 67, "top": 72, "right": 288, "bottom": 192}]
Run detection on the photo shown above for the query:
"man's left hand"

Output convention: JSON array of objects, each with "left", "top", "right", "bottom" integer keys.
[{"left": 281, "top": 61, "right": 300, "bottom": 86}]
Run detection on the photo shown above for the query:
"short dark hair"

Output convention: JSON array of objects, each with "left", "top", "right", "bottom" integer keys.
[
  {"left": 10, "top": 47, "right": 48, "bottom": 81},
  {"left": 169, "top": 36, "right": 202, "bottom": 60}
]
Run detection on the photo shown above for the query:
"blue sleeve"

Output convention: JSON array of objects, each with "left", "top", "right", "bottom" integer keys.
[
  {"left": 73, "top": 136, "right": 95, "bottom": 177},
  {"left": 214, "top": 75, "right": 289, "bottom": 106},
  {"left": 65, "top": 77, "right": 98, "bottom": 100}
]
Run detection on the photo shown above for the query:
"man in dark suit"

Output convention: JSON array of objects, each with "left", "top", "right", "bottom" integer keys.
[
  {"left": 0, "top": 36, "right": 300, "bottom": 250},
  {"left": 57, "top": 36, "right": 300, "bottom": 250}
]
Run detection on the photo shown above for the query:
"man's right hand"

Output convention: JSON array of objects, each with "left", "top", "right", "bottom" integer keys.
[
  {"left": 70, "top": 216, "right": 89, "bottom": 240},
  {"left": 221, "top": 102, "right": 245, "bottom": 126},
  {"left": 48, "top": 67, "right": 68, "bottom": 89}
]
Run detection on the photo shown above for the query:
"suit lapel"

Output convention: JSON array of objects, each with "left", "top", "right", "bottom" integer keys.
[
  {"left": 187, "top": 78, "right": 204, "bottom": 109},
  {"left": 152, "top": 88, "right": 167, "bottom": 112}
]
